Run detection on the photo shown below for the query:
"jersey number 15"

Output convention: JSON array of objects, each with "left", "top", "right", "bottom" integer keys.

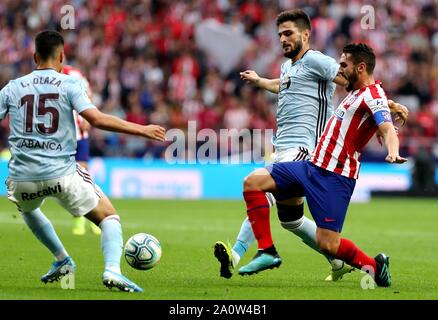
[{"left": 20, "top": 93, "right": 60, "bottom": 135}]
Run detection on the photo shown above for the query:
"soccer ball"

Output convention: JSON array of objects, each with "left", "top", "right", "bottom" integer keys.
[{"left": 124, "top": 233, "right": 162, "bottom": 270}]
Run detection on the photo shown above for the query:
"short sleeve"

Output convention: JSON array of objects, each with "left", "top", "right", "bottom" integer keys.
[
  {"left": 368, "top": 97, "right": 392, "bottom": 126},
  {"left": 67, "top": 78, "right": 95, "bottom": 113},
  {"left": 365, "top": 85, "right": 392, "bottom": 125},
  {"left": 306, "top": 52, "right": 339, "bottom": 82},
  {"left": 279, "top": 60, "right": 288, "bottom": 78}
]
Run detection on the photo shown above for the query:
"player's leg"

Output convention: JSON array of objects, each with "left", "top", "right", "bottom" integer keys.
[
  {"left": 22, "top": 207, "right": 76, "bottom": 283},
  {"left": 304, "top": 165, "right": 390, "bottom": 287},
  {"left": 214, "top": 192, "right": 275, "bottom": 278},
  {"left": 73, "top": 139, "right": 88, "bottom": 235},
  {"left": 273, "top": 148, "right": 352, "bottom": 280},
  {"left": 316, "top": 228, "right": 390, "bottom": 287},
  {"left": 84, "top": 194, "right": 143, "bottom": 292},
  {"left": 215, "top": 196, "right": 278, "bottom": 278},
  {"left": 214, "top": 218, "right": 251, "bottom": 279},
  {"left": 232, "top": 218, "right": 255, "bottom": 265},
  {"left": 237, "top": 168, "right": 282, "bottom": 276},
  {"left": 73, "top": 139, "right": 101, "bottom": 235},
  {"left": 276, "top": 198, "right": 353, "bottom": 281},
  {"left": 57, "top": 166, "right": 143, "bottom": 292},
  {"left": 5, "top": 178, "right": 75, "bottom": 283}
]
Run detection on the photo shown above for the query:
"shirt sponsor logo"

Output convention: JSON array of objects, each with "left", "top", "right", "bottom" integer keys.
[
  {"left": 21, "top": 183, "right": 62, "bottom": 200},
  {"left": 279, "top": 75, "right": 291, "bottom": 92},
  {"left": 17, "top": 139, "right": 62, "bottom": 151},
  {"left": 334, "top": 107, "right": 345, "bottom": 119}
]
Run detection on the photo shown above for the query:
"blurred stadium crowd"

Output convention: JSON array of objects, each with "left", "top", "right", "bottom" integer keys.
[{"left": 0, "top": 0, "right": 437, "bottom": 162}]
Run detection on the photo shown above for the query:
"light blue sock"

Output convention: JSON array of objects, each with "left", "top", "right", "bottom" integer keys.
[
  {"left": 280, "top": 216, "right": 333, "bottom": 262},
  {"left": 22, "top": 209, "right": 68, "bottom": 261},
  {"left": 232, "top": 217, "right": 255, "bottom": 264},
  {"left": 100, "top": 215, "right": 122, "bottom": 274}
]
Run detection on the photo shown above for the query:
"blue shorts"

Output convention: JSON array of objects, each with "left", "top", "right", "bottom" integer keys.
[
  {"left": 75, "top": 138, "right": 90, "bottom": 162},
  {"left": 267, "top": 161, "right": 356, "bottom": 232}
]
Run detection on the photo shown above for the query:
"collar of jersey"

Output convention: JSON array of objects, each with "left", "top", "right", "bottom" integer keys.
[
  {"left": 291, "top": 49, "right": 311, "bottom": 65},
  {"left": 34, "top": 68, "right": 58, "bottom": 72}
]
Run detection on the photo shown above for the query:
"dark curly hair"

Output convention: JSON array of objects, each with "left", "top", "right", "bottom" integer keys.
[{"left": 343, "top": 43, "right": 376, "bottom": 74}]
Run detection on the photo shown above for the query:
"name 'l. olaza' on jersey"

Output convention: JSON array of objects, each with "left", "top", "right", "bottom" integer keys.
[{"left": 0, "top": 69, "right": 96, "bottom": 182}]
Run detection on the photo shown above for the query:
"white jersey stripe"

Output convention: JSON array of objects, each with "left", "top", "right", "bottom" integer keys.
[{"left": 310, "top": 82, "right": 390, "bottom": 179}]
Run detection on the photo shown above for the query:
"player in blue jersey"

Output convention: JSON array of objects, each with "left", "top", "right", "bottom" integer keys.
[
  {"left": 214, "top": 9, "right": 408, "bottom": 279},
  {"left": 0, "top": 30, "right": 165, "bottom": 292}
]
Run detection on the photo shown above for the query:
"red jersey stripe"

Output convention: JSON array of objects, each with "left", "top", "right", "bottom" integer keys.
[{"left": 312, "top": 116, "right": 335, "bottom": 164}]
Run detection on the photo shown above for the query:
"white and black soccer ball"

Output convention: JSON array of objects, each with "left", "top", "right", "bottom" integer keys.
[{"left": 124, "top": 233, "right": 162, "bottom": 270}]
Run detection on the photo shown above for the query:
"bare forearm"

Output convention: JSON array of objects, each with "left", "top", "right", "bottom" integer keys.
[
  {"left": 81, "top": 108, "right": 166, "bottom": 141},
  {"left": 382, "top": 127, "right": 399, "bottom": 156},
  {"left": 255, "top": 78, "right": 280, "bottom": 93},
  {"left": 240, "top": 70, "right": 279, "bottom": 94},
  {"left": 93, "top": 113, "right": 142, "bottom": 136},
  {"left": 378, "top": 122, "right": 407, "bottom": 163}
]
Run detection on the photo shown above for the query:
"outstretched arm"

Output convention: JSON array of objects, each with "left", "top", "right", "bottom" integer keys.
[
  {"left": 240, "top": 70, "right": 280, "bottom": 94},
  {"left": 377, "top": 122, "right": 407, "bottom": 164},
  {"left": 80, "top": 108, "right": 165, "bottom": 141}
]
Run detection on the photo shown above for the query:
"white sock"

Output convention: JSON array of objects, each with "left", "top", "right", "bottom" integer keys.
[
  {"left": 231, "top": 249, "right": 241, "bottom": 266},
  {"left": 100, "top": 215, "right": 122, "bottom": 274}
]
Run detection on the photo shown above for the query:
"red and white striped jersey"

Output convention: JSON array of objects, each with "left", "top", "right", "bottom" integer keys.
[
  {"left": 62, "top": 65, "right": 92, "bottom": 141},
  {"left": 310, "top": 81, "right": 391, "bottom": 179}
]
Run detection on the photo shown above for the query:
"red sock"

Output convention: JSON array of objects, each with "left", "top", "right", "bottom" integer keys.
[
  {"left": 243, "top": 191, "right": 272, "bottom": 250},
  {"left": 335, "top": 238, "right": 376, "bottom": 272}
]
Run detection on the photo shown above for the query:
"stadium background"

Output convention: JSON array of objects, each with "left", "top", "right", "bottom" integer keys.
[
  {"left": 0, "top": 0, "right": 437, "bottom": 199},
  {"left": 0, "top": 0, "right": 437, "bottom": 302}
]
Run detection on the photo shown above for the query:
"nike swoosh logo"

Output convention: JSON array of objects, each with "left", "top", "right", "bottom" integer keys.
[{"left": 324, "top": 218, "right": 336, "bottom": 222}]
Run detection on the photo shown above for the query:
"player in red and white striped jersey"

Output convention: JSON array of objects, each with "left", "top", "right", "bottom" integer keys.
[
  {"left": 311, "top": 79, "right": 392, "bottom": 179},
  {"left": 62, "top": 65, "right": 100, "bottom": 235},
  {"left": 239, "top": 43, "right": 406, "bottom": 287}
]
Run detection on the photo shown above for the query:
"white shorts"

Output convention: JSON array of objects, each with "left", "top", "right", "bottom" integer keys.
[
  {"left": 6, "top": 164, "right": 102, "bottom": 217},
  {"left": 271, "top": 147, "right": 311, "bottom": 163}
]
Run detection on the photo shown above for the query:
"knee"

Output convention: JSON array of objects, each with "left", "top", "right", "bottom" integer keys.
[
  {"left": 97, "top": 214, "right": 120, "bottom": 227},
  {"left": 243, "top": 174, "right": 259, "bottom": 191}
]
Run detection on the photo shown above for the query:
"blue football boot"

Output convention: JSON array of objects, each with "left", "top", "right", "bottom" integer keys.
[
  {"left": 41, "top": 257, "right": 76, "bottom": 283},
  {"left": 238, "top": 251, "right": 282, "bottom": 276},
  {"left": 102, "top": 269, "right": 144, "bottom": 293}
]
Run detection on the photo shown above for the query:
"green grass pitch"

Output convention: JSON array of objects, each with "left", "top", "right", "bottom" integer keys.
[{"left": 0, "top": 197, "right": 437, "bottom": 300}]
